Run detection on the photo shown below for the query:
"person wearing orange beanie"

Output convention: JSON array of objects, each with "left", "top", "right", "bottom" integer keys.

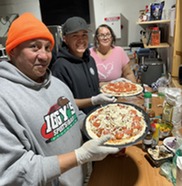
[
  {"left": 0, "top": 13, "right": 119, "bottom": 186},
  {"left": 6, "top": 12, "right": 54, "bottom": 55}
]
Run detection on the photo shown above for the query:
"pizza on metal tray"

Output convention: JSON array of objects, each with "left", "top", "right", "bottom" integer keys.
[
  {"left": 100, "top": 81, "right": 143, "bottom": 97},
  {"left": 85, "top": 103, "right": 147, "bottom": 146}
]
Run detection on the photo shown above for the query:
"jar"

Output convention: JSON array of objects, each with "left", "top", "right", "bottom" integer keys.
[
  {"left": 147, "top": 109, "right": 155, "bottom": 119},
  {"left": 150, "top": 27, "right": 160, "bottom": 46},
  {"left": 144, "top": 92, "right": 152, "bottom": 111},
  {"left": 142, "top": 131, "right": 153, "bottom": 151}
]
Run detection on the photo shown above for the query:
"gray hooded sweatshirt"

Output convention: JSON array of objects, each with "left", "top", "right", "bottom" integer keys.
[{"left": 0, "top": 61, "right": 86, "bottom": 186}]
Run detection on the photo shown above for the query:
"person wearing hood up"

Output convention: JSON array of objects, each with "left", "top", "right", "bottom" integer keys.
[
  {"left": 51, "top": 17, "right": 116, "bottom": 114},
  {"left": 0, "top": 13, "right": 119, "bottom": 186}
]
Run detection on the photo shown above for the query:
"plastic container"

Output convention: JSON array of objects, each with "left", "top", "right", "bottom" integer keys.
[
  {"left": 163, "top": 137, "right": 177, "bottom": 153},
  {"left": 172, "top": 148, "right": 182, "bottom": 184},
  {"left": 146, "top": 145, "right": 174, "bottom": 167}
]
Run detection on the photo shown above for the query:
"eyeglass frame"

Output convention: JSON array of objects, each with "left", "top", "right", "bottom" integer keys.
[
  {"left": 93, "top": 24, "right": 116, "bottom": 48},
  {"left": 97, "top": 33, "right": 112, "bottom": 40}
]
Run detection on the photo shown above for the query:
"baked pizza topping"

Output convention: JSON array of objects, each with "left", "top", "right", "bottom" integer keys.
[
  {"left": 85, "top": 103, "right": 147, "bottom": 146},
  {"left": 100, "top": 81, "right": 143, "bottom": 97}
]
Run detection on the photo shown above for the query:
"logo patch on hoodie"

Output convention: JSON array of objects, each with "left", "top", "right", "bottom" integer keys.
[
  {"left": 41, "top": 96, "right": 78, "bottom": 143},
  {"left": 89, "top": 67, "right": 95, "bottom": 76}
]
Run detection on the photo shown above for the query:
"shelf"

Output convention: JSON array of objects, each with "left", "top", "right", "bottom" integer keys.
[
  {"left": 137, "top": 20, "right": 170, "bottom": 25},
  {"left": 137, "top": 20, "right": 170, "bottom": 49},
  {"left": 143, "top": 43, "right": 170, "bottom": 49},
  {"left": 142, "top": 37, "right": 170, "bottom": 49}
]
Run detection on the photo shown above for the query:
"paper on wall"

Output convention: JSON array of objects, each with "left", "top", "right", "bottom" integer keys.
[{"left": 169, "top": 7, "right": 176, "bottom": 37}]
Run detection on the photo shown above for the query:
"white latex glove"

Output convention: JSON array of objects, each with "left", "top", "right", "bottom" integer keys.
[
  {"left": 91, "top": 93, "right": 116, "bottom": 106},
  {"left": 75, "top": 135, "right": 120, "bottom": 165}
]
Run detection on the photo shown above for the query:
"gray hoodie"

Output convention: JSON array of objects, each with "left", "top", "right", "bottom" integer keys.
[{"left": 0, "top": 61, "right": 86, "bottom": 186}]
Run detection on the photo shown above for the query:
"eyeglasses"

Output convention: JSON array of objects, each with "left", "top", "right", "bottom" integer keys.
[{"left": 97, "top": 33, "right": 112, "bottom": 40}]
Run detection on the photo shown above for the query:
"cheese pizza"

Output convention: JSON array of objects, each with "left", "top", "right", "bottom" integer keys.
[
  {"left": 100, "top": 81, "right": 143, "bottom": 97},
  {"left": 85, "top": 103, "right": 148, "bottom": 146}
]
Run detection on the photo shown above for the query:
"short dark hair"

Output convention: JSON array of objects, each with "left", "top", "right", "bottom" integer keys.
[{"left": 93, "top": 24, "right": 116, "bottom": 48}]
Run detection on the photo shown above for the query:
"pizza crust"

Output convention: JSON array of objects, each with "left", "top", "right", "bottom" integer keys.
[{"left": 85, "top": 103, "right": 147, "bottom": 146}]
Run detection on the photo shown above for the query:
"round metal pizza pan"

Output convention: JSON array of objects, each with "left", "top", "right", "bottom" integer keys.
[{"left": 83, "top": 102, "right": 150, "bottom": 149}]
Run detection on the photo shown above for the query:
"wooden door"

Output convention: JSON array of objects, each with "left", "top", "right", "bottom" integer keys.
[{"left": 171, "top": 0, "right": 182, "bottom": 77}]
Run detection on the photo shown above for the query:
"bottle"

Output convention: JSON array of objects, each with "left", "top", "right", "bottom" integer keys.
[
  {"left": 158, "top": 87, "right": 165, "bottom": 106},
  {"left": 152, "top": 124, "right": 159, "bottom": 148},
  {"left": 145, "top": 5, "right": 150, "bottom": 21},
  {"left": 144, "top": 92, "right": 152, "bottom": 111},
  {"left": 142, "top": 130, "right": 153, "bottom": 151}
]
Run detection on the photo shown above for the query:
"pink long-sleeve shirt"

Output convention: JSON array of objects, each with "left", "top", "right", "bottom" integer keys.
[{"left": 90, "top": 46, "right": 129, "bottom": 82}]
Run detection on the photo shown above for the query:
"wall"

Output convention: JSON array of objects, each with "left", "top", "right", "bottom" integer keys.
[
  {"left": 0, "top": 0, "right": 41, "bottom": 46},
  {"left": 89, "top": 0, "right": 176, "bottom": 46},
  {"left": 0, "top": 0, "right": 176, "bottom": 75},
  {"left": 0, "top": 0, "right": 176, "bottom": 47},
  {"left": 0, "top": 0, "right": 41, "bottom": 19},
  {"left": 89, "top": 0, "right": 152, "bottom": 46}
]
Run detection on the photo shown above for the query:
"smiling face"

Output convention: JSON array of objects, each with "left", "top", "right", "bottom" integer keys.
[
  {"left": 97, "top": 27, "right": 113, "bottom": 48},
  {"left": 63, "top": 30, "right": 89, "bottom": 58},
  {"left": 10, "top": 39, "right": 52, "bottom": 82}
]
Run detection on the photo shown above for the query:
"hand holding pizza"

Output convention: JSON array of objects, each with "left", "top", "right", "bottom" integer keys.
[
  {"left": 75, "top": 135, "right": 120, "bottom": 165},
  {"left": 91, "top": 93, "right": 116, "bottom": 106}
]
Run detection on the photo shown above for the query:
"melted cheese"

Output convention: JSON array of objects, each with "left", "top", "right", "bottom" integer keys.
[{"left": 86, "top": 103, "right": 147, "bottom": 145}]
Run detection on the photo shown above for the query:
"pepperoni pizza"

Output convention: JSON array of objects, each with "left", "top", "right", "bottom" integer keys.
[
  {"left": 85, "top": 103, "right": 148, "bottom": 146},
  {"left": 100, "top": 81, "right": 143, "bottom": 97}
]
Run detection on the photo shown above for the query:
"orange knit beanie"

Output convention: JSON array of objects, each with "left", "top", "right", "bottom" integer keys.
[{"left": 6, "top": 12, "right": 54, "bottom": 55}]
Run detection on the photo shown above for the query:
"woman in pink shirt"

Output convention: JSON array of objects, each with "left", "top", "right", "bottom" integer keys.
[{"left": 90, "top": 24, "right": 136, "bottom": 85}]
